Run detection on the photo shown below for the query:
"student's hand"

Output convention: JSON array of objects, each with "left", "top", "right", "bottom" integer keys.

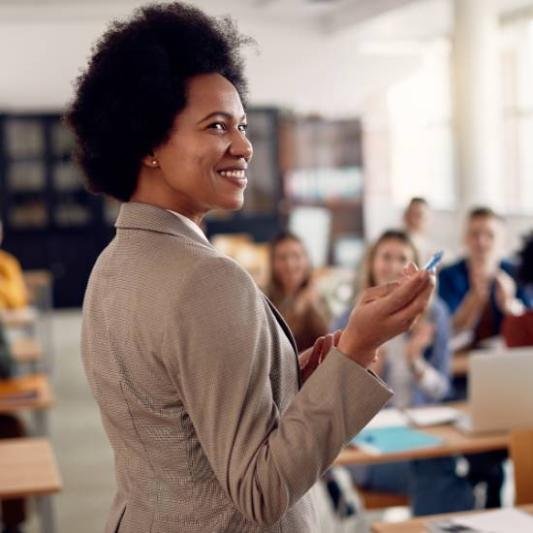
[
  {"left": 299, "top": 330, "right": 342, "bottom": 384},
  {"left": 406, "top": 319, "right": 435, "bottom": 363},
  {"left": 495, "top": 270, "right": 524, "bottom": 315},
  {"left": 337, "top": 269, "right": 435, "bottom": 369}
]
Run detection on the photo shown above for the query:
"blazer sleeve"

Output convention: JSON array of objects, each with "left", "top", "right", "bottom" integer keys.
[{"left": 162, "top": 255, "right": 392, "bottom": 527}]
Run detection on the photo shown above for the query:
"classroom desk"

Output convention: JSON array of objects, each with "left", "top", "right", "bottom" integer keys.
[
  {"left": 371, "top": 504, "right": 533, "bottom": 532},
  {"left": 335, "top": 403, "right": 509, "bottom": 466},
  {"left": 0, "top": 374, "right": 53, "bottom": 435},
  {"left": 0, "top": 437, "right": 62, "bottom": 533}
]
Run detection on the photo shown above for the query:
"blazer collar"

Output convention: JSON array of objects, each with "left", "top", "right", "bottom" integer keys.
[{"left": 115, "top": 202, "right": 211, "bottom": 248}]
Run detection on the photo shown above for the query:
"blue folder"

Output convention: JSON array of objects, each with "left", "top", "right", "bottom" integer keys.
[{"left": 351, "top": 426, "right": 443, "bottom": 454}]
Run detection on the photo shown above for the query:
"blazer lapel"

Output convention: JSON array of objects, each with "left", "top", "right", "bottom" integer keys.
[
  {"left": 263, "top": 295, "right": 298, "bottom": 352},
  {"left": 263, "top": 294, "right": 302, "bottom": 389}
]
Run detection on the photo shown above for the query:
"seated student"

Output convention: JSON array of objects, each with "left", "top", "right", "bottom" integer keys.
[
  {"left": 0, "top": 221, "right": 28, "bottom": 311},
  {"left": 438, "top": 207, "right": 531, "bottom": 345},
  {"left": 0, "top": 323, "right": 27, "bottom": 533},
  {"left": 438, "top": 207, "right": 531, "bottom": 509},
  {"left": 266, "top": 231, "right": 329, "bottom": 351},
  {"left": 332, "top": 230, "right": 474, "bottom": 516},
  {"left": 503, "top": 232, "right": 533, "bottom": 347}
]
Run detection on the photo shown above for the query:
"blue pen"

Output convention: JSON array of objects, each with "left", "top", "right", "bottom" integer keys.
[{"left": 423, "top": 250, "right": 444, "bottom": 272}]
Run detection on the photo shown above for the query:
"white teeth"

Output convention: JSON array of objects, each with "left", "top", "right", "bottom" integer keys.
[{"left": 219, "top": 170, "right": 245, "bottom": 178}]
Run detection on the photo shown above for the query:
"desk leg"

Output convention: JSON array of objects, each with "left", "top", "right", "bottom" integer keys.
[
  {"left": 36, "top": 495, "right": 56, "bottom": 533},
  {"left": 33, "top": 410, "right": 49, "bottom": 437}
]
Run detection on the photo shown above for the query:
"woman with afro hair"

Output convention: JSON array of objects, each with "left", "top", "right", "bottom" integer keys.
[{"left": 68, "top": 3, "right": 435, "bottom": 532}]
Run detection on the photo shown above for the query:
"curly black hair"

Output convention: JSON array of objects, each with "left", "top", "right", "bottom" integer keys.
[{"left": 65, "top": 2, "right": 252, "bottom": 201}]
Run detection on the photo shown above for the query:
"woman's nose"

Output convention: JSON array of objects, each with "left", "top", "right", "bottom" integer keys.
[{"left": 229, "top": 131, "right": 253, "bottom": 161}]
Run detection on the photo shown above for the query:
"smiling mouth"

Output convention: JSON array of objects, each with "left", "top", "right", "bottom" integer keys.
[
  {"left": 217, "top": 169, "right": 247, "bottom": 188},
  {"left": 218, "top": 169, "right": 246, "bottom": 179}
]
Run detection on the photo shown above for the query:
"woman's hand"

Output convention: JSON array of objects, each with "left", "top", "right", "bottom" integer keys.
[
  {"left": 299, "top": 330, "right": 342, "bottom": 384},
  {"left": 337, "top": 269, "right": 435, "bottom": 369}
]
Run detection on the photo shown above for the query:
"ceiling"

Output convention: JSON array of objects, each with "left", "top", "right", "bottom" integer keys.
[{"left": 1, "top": 0, "right": 533, "bottom": 38}]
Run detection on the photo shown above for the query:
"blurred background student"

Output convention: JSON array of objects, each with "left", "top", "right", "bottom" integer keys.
[
  {"left": 266, "top": 231, "right": 329, "bottom": 351},
  {"left": 503, "top": 231, "right": 533, "bottom": 347},
  {"left": 331, "top": 229, "right": 474, "bottom": 516},
  {"left": 0, "top": 221, "right": 28, "bottom": 312},
  {"left": 438, "top": 207, "right": 532, "bottom": 509},
  {"left": 438, "top": 207, "right": 532, "bottom": 346}
]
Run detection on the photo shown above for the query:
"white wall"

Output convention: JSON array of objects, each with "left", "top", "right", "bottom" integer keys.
[{"left": 0, "top": 2, "right": 418, "bottom": 114}]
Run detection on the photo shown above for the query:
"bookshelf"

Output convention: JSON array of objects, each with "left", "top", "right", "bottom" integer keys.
[{"left": 279, "top": 114, "right": 365, "bottom": 267}]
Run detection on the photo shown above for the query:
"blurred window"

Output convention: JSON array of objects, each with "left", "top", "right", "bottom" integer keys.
[
  {"left": 387, "top": 40, "right": 455, "bottom": 210},
  {"left": 501, "top": 19, "right": 533, "bottom": 214}
]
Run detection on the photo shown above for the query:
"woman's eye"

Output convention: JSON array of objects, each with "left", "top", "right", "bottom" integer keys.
[
  {"left": 238, "top": 124, "right": 248, "bottom": 133},
  {"left": 209, "top": 122, "right": 226, "bottom": 131}
]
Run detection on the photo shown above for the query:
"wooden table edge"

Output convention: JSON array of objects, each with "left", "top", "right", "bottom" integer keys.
[{"left": 0, "top": 437, "right": 63, "bottom": 498}]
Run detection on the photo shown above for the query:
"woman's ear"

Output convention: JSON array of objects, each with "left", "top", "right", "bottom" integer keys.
[{"left": 142, "top": 152, "right": 159, "bottom": 168}]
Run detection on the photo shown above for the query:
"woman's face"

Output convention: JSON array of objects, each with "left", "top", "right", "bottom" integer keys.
[
  {"left": 148, "top": 73, "right": 253, "bottom": 220},
  {"left": 273, "top": 239, "right": 310, "bottom": 294},
  {"left": 372, "top": 238, "right": 415, "bottom": 286}
]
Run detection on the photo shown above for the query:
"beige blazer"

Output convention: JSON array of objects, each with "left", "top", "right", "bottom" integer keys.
[{"left": 81, "top": 202, "right": 392, "bottom": 533}]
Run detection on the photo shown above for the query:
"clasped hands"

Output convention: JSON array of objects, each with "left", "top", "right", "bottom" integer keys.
[{"left": 469, "top": 261, "right": 523, "bottom": 316}]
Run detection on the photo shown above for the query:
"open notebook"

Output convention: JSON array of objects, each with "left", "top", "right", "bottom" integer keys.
[
  {"left": 351, "top": 426, "right": 442, "bottom": 455},
  {"left": 350, "top": 407, "right": 461, "bottom": 454}
]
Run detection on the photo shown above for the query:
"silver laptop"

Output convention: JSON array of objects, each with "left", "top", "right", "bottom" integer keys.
[{"left": 456, "top": 347, "right": 533, "bottom": 435}]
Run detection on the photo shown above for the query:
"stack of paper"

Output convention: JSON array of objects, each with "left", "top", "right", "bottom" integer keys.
[
  {"left": 405, "top": 406, "right": 460, "bottom": 427},
  {"left": 365, "top": 408, "right": 409, "bottom": 429}
]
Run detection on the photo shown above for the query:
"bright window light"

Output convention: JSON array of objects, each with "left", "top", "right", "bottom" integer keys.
[{"left": 386, "top": 40, "right": 455, "bottom": 210}]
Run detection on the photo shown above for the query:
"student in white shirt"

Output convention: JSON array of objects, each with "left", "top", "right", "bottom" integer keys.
[{"left": 332, "top": 230, "right": 474, "bottom": 516}]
